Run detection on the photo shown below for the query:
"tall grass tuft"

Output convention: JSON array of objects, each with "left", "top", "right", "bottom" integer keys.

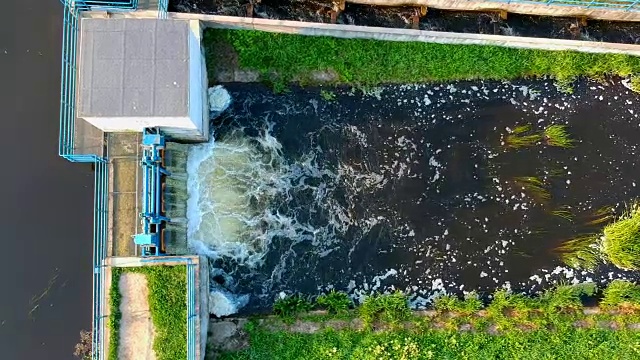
[
  {"left": 586, "top": 206, "right": 616, "bottom": 226},
  {"left": 434, "top": 292, "right": 483, "bottom": 315},
  {"left": 551, "top": 206, "right": 574, "bottom": 222},
  {"left": 274, "top": 294, "right": 313, "bottom": 319},
  {"left": 601, "top": 280, "right": 640, "bottom": 309},
  {"left": 359, "top": 292, "right": 410, "bottom": 327},
  {"left": 602, "top": 205, "right": 640, "bottom": 270},
  {"left": 316, "top": 290, "right": 352, "bottom": 314},
  {"left": 514, "top": 176, "right": 551, "bottom": 202},
  {"left": 504, "top": 125, "right": 542, "bottom": 149},
  {"left": 554, "top": 234, "right": 601, "bottom": 270},
  {"left": 544, "top": 125, "right": 575, "bottom": 148},
  {"left": 539, "top": 283, "right": 596, "bottom": 312},
  {"left": 630, "top": 75, "right": 640, "bottom": 94}
]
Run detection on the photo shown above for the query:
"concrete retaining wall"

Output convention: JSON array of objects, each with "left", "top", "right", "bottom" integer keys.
[{"left": 348, "top": 0, "right": 640, "bottom": 22}]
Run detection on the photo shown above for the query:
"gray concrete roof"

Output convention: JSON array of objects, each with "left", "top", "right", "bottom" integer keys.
[{"left": 78, "top": 18, "right": 189, "bottom": 118}]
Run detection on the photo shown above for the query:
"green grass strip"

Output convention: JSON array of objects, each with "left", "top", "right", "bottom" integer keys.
[
  {"left": 221, "top": 283, "right": 640, "bottom": 359},
  {"left": 204, "top": 29, "right": 640, "bottom": 86},
  {"left": 108, "top": 268, "right": 123, "bottom": 360},
  {"left": 218, "top": 325, "right": 640, "bottom": 360},
  {"left": 107, "top": 265, "right": 187, "bottom": 360}
]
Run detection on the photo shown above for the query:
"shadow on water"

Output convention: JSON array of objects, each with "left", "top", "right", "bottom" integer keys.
[{"left": 190, "top": 79, "right": 640, "bottom": 312}]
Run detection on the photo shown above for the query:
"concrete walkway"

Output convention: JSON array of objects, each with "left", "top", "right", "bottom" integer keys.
[{"left": 118, "top": 273, "right": 156, "bottom": 360}]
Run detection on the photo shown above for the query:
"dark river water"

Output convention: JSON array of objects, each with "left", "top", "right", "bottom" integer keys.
[
  {"left": 0, "top": 1, "right": 94, "bottom": 359},
  {"left": 188, "top": 80, "right": 640, "bottom": 314}
]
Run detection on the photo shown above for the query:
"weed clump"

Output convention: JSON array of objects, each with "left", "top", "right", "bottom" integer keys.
[
  {"left": 317, "top": 290, "right": 352, "bottom": 314},
  {"left": 586, "top": 206, "right": 615, "bottom": 226},
  {"left": 601, "top": 280, "right": 640, "bottom": 309},
  {"left": 487, "top": 290, "right": 531, "bottom": 316},
  {"left": 273, "top": 294, "right": 313, "bottom": 319},
  {"left": 320, "top": 89, "right": 336, "bottom": 101},
  {"left": 359, "top": 292, "right": 410, "bottom": 327},
  {"left": 433, "top": 292, "right": 483, "bottom": 315},
  {"left": 602, "top": 205, "right": 640, "bottom": 270},
  {"left": 630, "top": 75, "right": 640, "bottom": 94},
  {"left": 555, "top": 234, "right": 601, "bottom": 270},
  {"left": 513, "top": 176, "right": 551, "bottom": 202},
  {"left": 544, "top": 125, "right": 575, "bottom": 148},
  {"left": 540, "top": 283, "right": 596, "bottom": 313},
  {"left": 504, "top": 125, "right": 542, "bottom": 149},
  {"left": 551, "top": 206, "right": 574, "bottom": 222}
]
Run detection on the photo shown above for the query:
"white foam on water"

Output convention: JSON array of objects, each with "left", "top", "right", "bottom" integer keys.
[
  {"left": 186, "top": 127, "right": 291, "bottom": 267},
  {"left": 209, "top": 289, "right": 249, "bottom": 317}
]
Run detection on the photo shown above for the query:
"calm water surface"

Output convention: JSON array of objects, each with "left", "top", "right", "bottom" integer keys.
[{"left": 0, "top": 1, "right": 94, "bottom": 359}]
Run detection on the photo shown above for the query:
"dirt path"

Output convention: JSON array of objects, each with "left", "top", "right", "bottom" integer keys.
[{"left": 118, "top": 273, "right": 156, "bottom": 360}]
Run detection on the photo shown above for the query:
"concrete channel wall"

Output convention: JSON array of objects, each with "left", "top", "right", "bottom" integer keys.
[
  {"left": 84, "top": 11, "right": 640, "bottom": 56},
  {"left": 347, "top": 0, "right": 640, "bottom": 22}
]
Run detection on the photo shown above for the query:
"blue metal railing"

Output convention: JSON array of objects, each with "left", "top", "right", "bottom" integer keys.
[
  {"left": 485, "top": 0, "right": 640, "bottom": 11},
  {"left": 187, "top": 262, "right": 197, "bottom": 359},
  {"left": 158, "top": 0, "right": 169, "bottom": 19},
  {"left": 141, "top": 258, "right": 199, "bottom": 360},
  {"left": 74, "top": 0, "right": 138, "bottom": 12},
  {"left": 92, "top": 160, "right": 109, "bottom": 360},
  {"left": 59, "top": 3, "right": 79, "bottom": 159},
  {"left": 58, "top": 1, "right": 138, "bottom": 360}
]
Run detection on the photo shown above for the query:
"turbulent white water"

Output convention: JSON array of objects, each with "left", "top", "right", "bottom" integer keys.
[{"left": 187, "top": 126, "right": 286, "bottom": 267}]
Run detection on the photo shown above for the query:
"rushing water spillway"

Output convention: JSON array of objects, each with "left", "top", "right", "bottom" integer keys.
[{"left": 185, "top": 80, "right": 640, "bottom": 314}]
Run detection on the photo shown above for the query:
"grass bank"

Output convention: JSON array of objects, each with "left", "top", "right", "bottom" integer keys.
[
  {"left": 220, "top": 326, "right": 640, "bottom": 360},
  {"left": 204, "top": 29, "right": 640, "bottom": 87},
  {"left": 219, "top": 281, "right": 640, "bottom": 359},
  {"left": 107, "top": 265, "right": 187, "bottom": 360}
]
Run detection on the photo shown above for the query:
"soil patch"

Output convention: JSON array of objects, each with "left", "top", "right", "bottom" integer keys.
[{"left": 118, "top": 273, "right": 156, "bottom": 360}]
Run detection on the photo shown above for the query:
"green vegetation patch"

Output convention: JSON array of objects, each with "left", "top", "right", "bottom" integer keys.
[
  {"left": 219, "top": 325, "right": 640, "bottom": 360},
  {"left": 204, "top": 29, "right": 640, "bottom": 87},
  {"left": 358, "top": 291, "right": 411, "bottom": 327},
  {"left": 555, "top": 204, "right": 640, "bottom": 271},
  {"left": 108, "top": 268, "right": 123, "bottom": 360},
  {"left": 107, "top": 265, "right": 187, "bottom": 360},
  {"left": 274, "top": 294, "right": 314, "bottom": 320},
  {"left": 221, "top": 282, "right": 640, "bottom": 359},
  {"left": 544, "top": 124, "right": 575, "bottom": 148},
  {"left": 603, "top": 205, "right": 640, "bottom": 270}
]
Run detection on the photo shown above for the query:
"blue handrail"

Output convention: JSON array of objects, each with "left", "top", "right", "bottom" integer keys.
[
  {"left": 72, "top": 0, "right": 138, "bottom": 12},
  {"left": 158, "top": 0, "right": 169, "bottom": 19}
]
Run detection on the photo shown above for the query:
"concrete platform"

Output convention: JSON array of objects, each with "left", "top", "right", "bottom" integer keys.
[
  {"left": 107, "top": 132, "right": 142, "bottom": 257},
  {"left": 73, "top": 117, "right": 104, "bottom": 157}
]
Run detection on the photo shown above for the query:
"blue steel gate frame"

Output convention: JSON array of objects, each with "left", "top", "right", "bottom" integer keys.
[{"left": 58, "top": 1, "right": 195, "bottom": 360}]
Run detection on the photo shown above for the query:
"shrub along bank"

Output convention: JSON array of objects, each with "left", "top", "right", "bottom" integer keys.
[
  {"left": 219, "top": 281, "right": 640, "bottom": 360},
  {"left": 108, "top": 265, "right": 187, "bottom": 360},
  {"left": 204, "top": 29, "right": 640, "bottom": 88}
]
